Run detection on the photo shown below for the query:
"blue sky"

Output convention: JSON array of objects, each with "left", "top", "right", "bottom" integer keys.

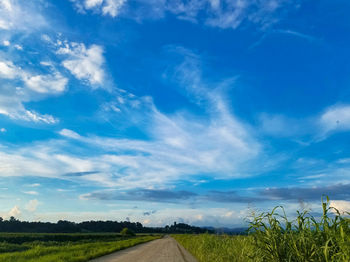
[{"left": 0, "top": 0, "right": 350, "bottom": 227}]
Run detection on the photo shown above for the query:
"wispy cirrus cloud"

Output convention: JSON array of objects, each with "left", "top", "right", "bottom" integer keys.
[
  {"left": 0, "top": 0, "right": 69, "bottom": 124},
  {"left": 0, "top": 0, "right": 46, "bottom": 31},
  {"left": 69, "top": 0, "right": 299, "bottom": 30},
  {"left": 0, "top": 58, "right": 66, "bottom": 123},
  {"left": 0, "top": 2, "right": 108, "bottom": 124},
  {"left": 0, "top": 48, "right": 265, "bottom": 190},
  {"left": 258, "top": 104, "right": 350, "bottom": 141}
]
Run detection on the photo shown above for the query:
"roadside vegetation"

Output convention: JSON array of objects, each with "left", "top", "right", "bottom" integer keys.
[
  {"left": 0, "top": 234, "right": 160, "bottom": 262},
  {"left": 174, "top": 197, "right": 350, "bottom": 262}
]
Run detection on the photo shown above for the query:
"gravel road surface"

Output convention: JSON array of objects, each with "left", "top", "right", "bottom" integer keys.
[{"left": 89, "top": 236, "right": 197, "bottom": 262}]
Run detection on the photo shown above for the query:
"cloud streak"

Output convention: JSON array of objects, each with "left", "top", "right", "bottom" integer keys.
[
  {"left": 81, "top": 183, "right": 350, "bottom": 204},
  {"left": 262, "top": 184, "right": 350, "bottom": 201},
  {"left": 81, "top": 189, "right": 197, "bottom": 203}
]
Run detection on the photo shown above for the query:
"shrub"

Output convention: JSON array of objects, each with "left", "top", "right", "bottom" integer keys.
[{"left": 120, "top": 228, "right": 135, "bottom": 236}]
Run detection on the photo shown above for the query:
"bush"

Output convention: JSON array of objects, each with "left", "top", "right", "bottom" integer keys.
[{"left": 120, "top": 228, "right": 135, "bottom": 236}]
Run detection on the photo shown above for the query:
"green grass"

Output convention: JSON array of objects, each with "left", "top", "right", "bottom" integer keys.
[
  {"left": 174, "top": 197, "right": 350, "bottom": 262},
  {"left": 173, "top": 234, "right": 255, "bottom": 262},
  {"left": 0, "top": 233, "right": 126, "bottom": 244},
  {"left": 0, "top": 234, "right": 161, "bottom": 262}
]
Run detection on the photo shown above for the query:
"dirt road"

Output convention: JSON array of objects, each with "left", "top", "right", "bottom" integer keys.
[{"left": 89, "top": 236, "right": 198, "bottom": 262}]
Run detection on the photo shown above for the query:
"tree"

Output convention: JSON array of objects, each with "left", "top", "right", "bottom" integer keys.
[{"left": 120, "top": 227, "right": 135, "bottom": 236}]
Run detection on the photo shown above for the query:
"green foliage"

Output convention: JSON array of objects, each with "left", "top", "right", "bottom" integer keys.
[
  {"left": 0, "top": 233, "right": 122, "bottom": 244},
  {"left": 248, "top": 196, "right": 350, "bottom": 262},
  {"left": 0, "top": 242, "right": 29, "bottom": 253},
  {"left": 174, "top": 197, "right": 350, "bottom": 262},
  {"left": 0, "top": 234, "right": 160, "bottom": 262},
  {"left": 173, "top": 234, "right": 255, "bottom": 262},
  {"left": 120, "top": 228, "right": 135, "bottom": 236}
]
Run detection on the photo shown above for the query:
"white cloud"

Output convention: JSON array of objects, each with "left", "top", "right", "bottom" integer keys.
[
  {"left": 14, "top": 44, "right": 22, "bottom": 50},
  {"left": 102, "top": 0, "right": 126, "bottom": 17},
  {"left": 0, "top": 102, "right": 59, "bottom": 124},
  {"left": 0, "top": 0, "right": 70, "bottom": 125},
  {"left": 203, "top": 0, "right": 292, "bottom": 29},
  {"left": 21, "top": 111, "right": 58, "bottom": 124},
  {"left": 23, "top": 191, "right": 39, "bottom": 195},
  {"left": 59, "top": 129, "right": 82, "bottom": 139},
  {"left": 0, "top": 128, "right": 6, "bottom": 133},
  {"left": 0, "top": 58, "right": 67, "bottom": 123},
  {"left": 330, "top": 200, "right": 350, "bottom": 214},
  {"left": 0, "top": 81, "right": 262, "bottom": 189},
  {"left": 0, "top": 0, "right": 12, "bottom": 11},
  {"left": 0, "top": 60, "right": 18, "bottom": 79},
  {"left": 27, "top": 183, "right": 41, "bottom": 187},
  {"left": 57, "top": 42, "right": 105, "bottom": 86},
  {"left": 72, "top": 0, "right": 126, "bottom": 17},
  {"left": 24, "top": 73, "right": 68, "bottom": 94},
  {"left": 85, "top": 0, "right": 103, "bottom": 9},
  {"left": 0, "top": 48, "right": 267, "bottom": 190},
  {"left": 0, "top": 0, "right": 46, "bottom": 31},
  {"left": 69, "top": 0, "right": 296, "bottom": 30},
  {"left": 25, "top": 199, "right": 39, "bottom": 212},
  {"left": 0, "top": 20, "right": 9, "bottom": 29},
  {"left": 40, "top": 61, "right": 53, "bottom": 67},
  {"left": 320, "top": 105, "right": 350, "bottom": 134},
  {"left": 8, "top": 206, "right": 20, "bottom": 218}
]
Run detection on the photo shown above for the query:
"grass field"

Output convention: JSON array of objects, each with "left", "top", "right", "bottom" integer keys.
[
  {"left": 174, "top": 197, "right": 350, "bottom": 262},
  {"left": 0, "top": 233, "right": 161, "bottom": 262}
]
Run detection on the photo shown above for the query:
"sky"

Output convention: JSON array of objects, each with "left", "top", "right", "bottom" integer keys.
[{"left": 0, "top": 0, "right": 350, "bottom": 227}]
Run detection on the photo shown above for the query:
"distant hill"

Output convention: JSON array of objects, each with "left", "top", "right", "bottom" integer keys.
[{"left": 203, "top": 226, "right": 248, "bottom": 235}]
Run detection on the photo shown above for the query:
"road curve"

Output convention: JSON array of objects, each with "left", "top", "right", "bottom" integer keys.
[{"left": 89, "top": 235, "right": 198, "bottom": 262}]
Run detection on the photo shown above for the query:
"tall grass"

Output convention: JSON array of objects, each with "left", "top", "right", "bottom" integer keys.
[
  {"left": 249, "top": 196, "right": 350, "bottom": 262},
  {"left": 174, "top": 197, "right": 350, "bottom": 262},
  {"left": 173, "top": 234, "right": 255, "bottom": 262}
]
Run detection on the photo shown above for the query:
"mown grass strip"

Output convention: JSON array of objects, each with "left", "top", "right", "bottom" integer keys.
[{"left": 0, "top": 235, "right": 160, "bottom": 262}]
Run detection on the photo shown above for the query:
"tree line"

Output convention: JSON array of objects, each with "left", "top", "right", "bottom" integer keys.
[{"left": 0, "top": 216, "right": 212, "bottom": 234}]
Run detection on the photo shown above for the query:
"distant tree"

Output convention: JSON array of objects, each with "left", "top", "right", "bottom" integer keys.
[{"left": 120, "top": 227, "right": 135, "bottom": 236}]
